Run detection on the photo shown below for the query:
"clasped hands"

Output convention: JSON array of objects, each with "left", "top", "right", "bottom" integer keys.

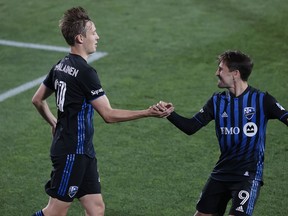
[{"left": 149, "top": 101, "right": 174, "bottom": 118}]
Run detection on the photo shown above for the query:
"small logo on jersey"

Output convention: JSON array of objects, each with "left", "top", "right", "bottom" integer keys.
[
  {"left": 244, "top": 107, "right": 255, "bottom": 120},
  {"left": 243, "top": 122, "right": 258, "bottom": 137},
  {"left": 91, "top": 88, "right": 104, "bottom": 96},
  {"left": 276, "top": 103, "right": 285, "bottom": 111},
  {"left": 244, "top": 171, "right": 249, "bottom": 176},
  {"left": 199, "top": 108, "right": 204, "bottom": 113},
  {"left": 221, "top": 111, "right": 228, "bottom": 118},
  {"left": 68, "top": 186, "right": 79, "bottom": 198},
  {"left": 236, "top": 206, "right": 244, "bottom": 212},
  {"left": 220, "top": 127, "right": 240, "bottom": 135}
]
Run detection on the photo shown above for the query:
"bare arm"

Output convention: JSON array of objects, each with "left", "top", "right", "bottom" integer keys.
[
  {"left": 91, "top": 95, "right": 173, "bottom": 123},
  {"left": 32, "top": 83, "right": 57, "bottom": 134}
]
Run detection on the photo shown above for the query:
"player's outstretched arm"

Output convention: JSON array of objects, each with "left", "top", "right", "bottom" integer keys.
[
  {"left": 91, "top": 95, "right": 173, "bottom": 123},
  {"left": 154, "top": 100, "right": 204, "bottom": 135}
]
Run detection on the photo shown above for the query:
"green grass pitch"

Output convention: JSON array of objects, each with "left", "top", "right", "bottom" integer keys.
[{"left": 0, "top": 0, "right": 287, "bottom": 215}]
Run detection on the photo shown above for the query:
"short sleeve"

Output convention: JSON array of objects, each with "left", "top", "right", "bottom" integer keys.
[
  {"left": 43, "top": 67, "right": 56, "bottom": 91},
  {"left": 264, "top": 92, "right": 288, "bottom": 125},
  {"left": 78, "top": 68, "right": 105, "bottom": 101}
]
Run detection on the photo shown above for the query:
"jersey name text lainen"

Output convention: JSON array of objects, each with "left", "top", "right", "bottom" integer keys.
[{"left": 55, "top": 63, "right": 79, "bottom": 77}]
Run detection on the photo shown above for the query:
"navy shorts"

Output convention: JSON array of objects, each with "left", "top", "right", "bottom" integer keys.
[
  {"left": 45, "top": 154, "right": 101, "bottom": 202},
  {"left": 196, "top": 177, "right": 262, "bottom": 216}
]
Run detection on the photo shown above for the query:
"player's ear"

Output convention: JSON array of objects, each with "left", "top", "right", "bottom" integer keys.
[
  {"left": 75, "top": 34, "right": 84, "bottom": 44},
  {"left": 233, "top": 70, "right": 240, "bottom": 78}
]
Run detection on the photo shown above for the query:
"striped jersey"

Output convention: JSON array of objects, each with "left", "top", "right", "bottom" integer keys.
[
  {"left": 193, "top": 86, "right": 288, "bottom": 181},
  {"left": 43, "top": 53, "right": 105, "bottom": 158},
  {"left": 165, "top": 86, "right": 288, "bottom": 216}
]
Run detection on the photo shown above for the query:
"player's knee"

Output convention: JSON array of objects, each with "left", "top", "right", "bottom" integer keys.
[
  {"left": 85, "top": 200, "right": 105, "bottom": 216},
  {"left": 95, "top": 200, "right": 105, "bottom": 216},
  {"left": 95, "top": 202, "right": 105, "bottom": 216}
]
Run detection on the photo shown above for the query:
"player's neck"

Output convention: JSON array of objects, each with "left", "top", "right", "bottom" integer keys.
[
  {"left": 70, "top": 46, "right": 89, "bottom": 61},
  {"left": 229, "top": 81, "right": 248, "bottom": 97}
]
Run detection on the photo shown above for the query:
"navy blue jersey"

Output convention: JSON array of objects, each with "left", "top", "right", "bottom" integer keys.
[
  {"left": 168, "top": 86, "right": 288, "bottom": 182},
  {"left": 43, "top": 54, "right": 105, "bottom": 158}
]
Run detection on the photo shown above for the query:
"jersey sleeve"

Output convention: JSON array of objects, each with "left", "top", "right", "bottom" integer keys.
[
  {"left": 43, "top": 67, "right": 56, "bottom": 91},
  {"left": 167, "top": 96, "right": 214, "bottom": 135},
  {"left": 193, "top": 96, "right": 214, "bottom": 125},
  {"left": 264, "top": 92, "right": 288, "bottom": 126},
  {"left": 78, "top": 68, "right": 105, "bottom": 101}
]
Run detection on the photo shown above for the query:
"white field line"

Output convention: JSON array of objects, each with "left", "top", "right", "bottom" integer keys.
[{"left": 0, "top": 39, "right": 108, "bottom": 102}]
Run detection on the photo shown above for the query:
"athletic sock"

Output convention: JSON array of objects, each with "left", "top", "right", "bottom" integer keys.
[{"left": 32, "top": 210, "right": 44, "bottom": 216}]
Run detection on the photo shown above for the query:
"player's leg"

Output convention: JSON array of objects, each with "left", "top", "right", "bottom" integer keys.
[
  {"left": 79, "top": 194, "right": 105, "bottom": 216},
  {"left": 32, "top": 155, "right": 77, "bottom": 216},
  {"left": 77, "top": 156, "right": 104, "bottom": 216},
  {"left": 194, "top": 198, "right": 230, "bottom": 216},
  {"left": 229, "top": 180, "right": 262, "bottom": 216},
  {"left": 195, "top": 178, "right": 230, "bottom": 216},
  {"left": 42, "top": 197, "right": 72, "bottom": 216},
  {"left": 40, "top": 154, "right": 87, "bottom": 215}
]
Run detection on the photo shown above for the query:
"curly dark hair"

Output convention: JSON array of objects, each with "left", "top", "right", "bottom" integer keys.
[
  {"left": 217, "top": 50, "right": 254, "bottom": 81},
  {"left": 59, "top": 7, "right": 91, "bottom": 46}
]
